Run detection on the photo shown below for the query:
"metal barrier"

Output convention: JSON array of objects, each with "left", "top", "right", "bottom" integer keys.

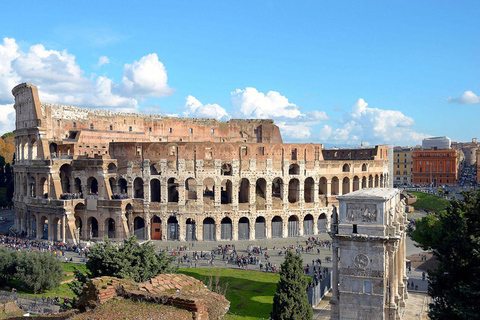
[
  {"left": 307, "top": 271, "right": 332, "bottom": 307},
  {"left": 0, "top": 291, "right": 61, "bottom": 315}
]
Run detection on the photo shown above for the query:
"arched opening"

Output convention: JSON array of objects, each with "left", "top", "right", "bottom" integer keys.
[
  {"left": 331, "top": 177, "right": 339, "bottom": 195},
  {"left": 353, "top": 176, "right": 360, "bottom": 191},
  {"left": 221, "top": 179, "right": 232, "bottom": 204},
  {"left": 29, "top": 177, "right": 36, "bottom": 197},
  {"left": 271, "top": 216, "right": 283, "bottom": 238},
  {"left": 342, "top": 177, "right": 350, "bottom": 194},
  {"left": 288, "top": 179, "right": 300, "bottom": 203},
  {"left": 317, "top": 213, "right": 327, "bottom": 233},
  {"left": 368, "top": 175, "right": 373, "bottom": 188},
  {"left": 52, "top": 217, "right": 61, "bottom": 242},
  {"left": 134, "top": 178, "right": 144, "bottom": 199},
  {"left": 185, "top": 178, "right": 197, "bottom": 200},
  {"left": 167, "top": 216, "right": 179, "bottom": 240},
  {"left": 303, "top": 214, "right": 314, "bottom": 236},
  {"left": 203, "top": 217, "right": 215, "bottom": 241},
  {"left": 30, "top": 138, "right": 37, "bottom": 160},
  {"left": 186, "top": 218, "right": 196, "bottom": 241},
  {"left": 74, "top": 203, "right": 85, "bottom": 239},
  {"left": 221, "top": 163, "right": 232, "bottom": 175},
  {"left": 59, "top": 164, "right": 72, "bottom": 194},
  {"left": 119, "top": 178, "right": 128, "bottom": 195},
  {"left": 255, "top": 178, "right": 267, "bottom": 210},
  {"left": 31, "top": 215, "right": 37, "bottom": 238},
  {"left": 203, "top": 178, "right": 215, "bottom": 206},
  {"left": 106, "top": 218, "right": 115, "bottom": 238},
  {"left": 49, "top": 143, "right": 58, "bottom": 158},
  {"left": 75, "top": 178, "right": 82, "bottom": 195},
  {"left": 375, "top": 175, "right": 379, "bottom": 187},
  {"left": 168, "top": 178, "right": 179, "bottom": 202},
  {"left": 239, "top": 178, "right": 250, "bottom": 203},
  {"left": 150, "top": 179, "right": 161, "bottom": 202},
  {"left": 221, "top": 217, "right": 232, "bottom": 240},
  {"left": 289, "top": 164, "right": 300, "bottom": 175},
  {"left": 134, "top": 217, "right": 145, "bottom": 240},
  {"left": 272, "top": 178, "right": 284, "bottom": 208},
  {"left": 41, "top": 216, "right": 48, "bottom": 239},
  {"left": 151, "top": 216, "right": 162, "bottom": 240},
  {"left": 238, "top": 217, "right": 250, "bottom": 240},
  {"left": 255, "top": 216, "right": 266, "bottom": 239},
  {"left": 87, "top": 177, "right": 98, "bottom": 195},
  {"left": 380, "top": 174, "right": 384, "bottom": 187},
  {"left": 319, "top": 177, "right": 327, "bottom": 195},
  {"left": 109, "top": 177, "right": 116, "bottom": 195},
  {"left": 150, "top": 163, "right": 160, "bottom": 175},
  {"left": 107, "top": 163, "right": 117, "bottom": 174},
  {"left": 288, "top": 215, "right": 299, "bottom": 237},
  {"left": 88, "top": 217, "right": 99, "bottom": 238},
  {"left": 342, "top": 163, "right": 350, "bottom": 172},
  {"left": 304, "top": 177, "right": 315, "bottom": 203},
  {"left": 362, "top": 163, "right": 367, "bottom": 171},
  {"left": 362, "top": 176, "right": 367, "bottom": 188}
]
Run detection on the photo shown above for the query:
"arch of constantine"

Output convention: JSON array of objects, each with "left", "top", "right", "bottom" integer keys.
[{"left": 12, "top": 83, "right": 391, "bottom": 244}]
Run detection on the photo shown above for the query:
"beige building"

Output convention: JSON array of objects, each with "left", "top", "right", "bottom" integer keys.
[
  {"left": 393, "top": 147, "right": 414, "bottom": 186},
  {"left": 330, "top": 188, "right": 408, "bottom": 320},
  {"left": 12, "top": 83, "right": 391, "bottom": 244}
]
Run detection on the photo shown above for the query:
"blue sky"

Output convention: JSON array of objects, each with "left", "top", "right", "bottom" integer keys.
[{"left": 0, "top": 1, "right": 479, "bottom": 146}]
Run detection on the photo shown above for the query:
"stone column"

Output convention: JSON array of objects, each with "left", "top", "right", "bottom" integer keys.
[
  {"left": 327, "top": 180, "right": 332, "bottom": 197},
  {"left": 215, "top": 221, "right": 221, "bottom": 241},
  {"left": 330, "top": 238, "right": 340, "bottom": 320},
  {"left": 249, "top": 220, "right": 255, "bottom": 240},
  {"left": 61, "top": 215, "right": 66, "bottom": 243},
  {"left": 388, "top": 245, "right": 398, "bottom": 318}
]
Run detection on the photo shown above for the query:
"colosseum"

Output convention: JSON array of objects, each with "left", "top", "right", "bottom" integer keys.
[{"left": 12, "top": 83, "right": 391, "bottom": 244}]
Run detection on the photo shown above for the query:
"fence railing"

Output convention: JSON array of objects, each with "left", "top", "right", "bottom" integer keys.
[
  {"left": 0, "top": 291, "right": 61, "bottom": 315},
  {"left": 307, "top": 271, "right": 332, "bottom": 307}
]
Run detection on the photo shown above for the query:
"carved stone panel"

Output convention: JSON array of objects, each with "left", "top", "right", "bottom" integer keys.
[{"left": 346, "top": 203, "right": 378, "bottom": 223}]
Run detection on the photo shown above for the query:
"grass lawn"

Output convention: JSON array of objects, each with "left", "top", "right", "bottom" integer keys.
[
  {"left": 179, "top": 268, "right": 279, "bottom": 320},
  {"left": 407, "top": 191, "right": 450, "bottom": 213}
]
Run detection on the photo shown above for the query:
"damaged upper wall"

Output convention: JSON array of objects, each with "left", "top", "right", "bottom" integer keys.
[{"left": 12, "top": 83, "right": 283, "bottom": 149}]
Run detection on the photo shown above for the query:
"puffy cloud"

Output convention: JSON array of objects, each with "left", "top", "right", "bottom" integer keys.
[
  {"left": 319, "top": 98, "right": 427, "bottom": 146},
  {"left": 0, "top": 38, "right": 21, "bottom": 104},
  {"left": 119, "top": 53, "right": 173, "bottom": 98},
  {"left": 0, "top": 104, "right": 15, "bottom": 134},
  {"left": 97, "top": 56, "right": 110, "bottom": 67},
  {"left": 183, "top": 95, "right": 230, "bottom": 121},
  {"left": 446, "top": 90, "right": 480, "bottom": 104}
]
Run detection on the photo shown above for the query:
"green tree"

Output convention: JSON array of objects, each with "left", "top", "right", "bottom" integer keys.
[
  {"left": 271, "top": 251, "right": 312, "bottom": 320},
  {"left": 408, "top": 191, "right": 480, "bottom": 320},
  {"left": 15, "top": 251, "right": 63, "bottom": 293}
]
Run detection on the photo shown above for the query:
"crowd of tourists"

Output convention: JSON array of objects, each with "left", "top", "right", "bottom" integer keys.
[
  {"left": 111, "top": 193, "right": 129, "bottom": 199},
  {"left": 59, "top": 193, "right": 83, "bottom": 200}
]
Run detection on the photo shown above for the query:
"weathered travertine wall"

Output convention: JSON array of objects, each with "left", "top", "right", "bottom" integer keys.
[{"left": 12, "top": 83, "right": 390, "bottom": 244}]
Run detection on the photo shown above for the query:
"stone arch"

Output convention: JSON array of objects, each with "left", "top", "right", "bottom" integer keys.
[
  {"left": 353, "top": 176, "right": 360, "bottom": 191},
  {"left": 167, "top": 216, "right": 179, "bottom": 240},
  {"left": 342, "top": 163, "right": 350, "bottom": 172},
  {"left": 288, "top": 215, "right": 299, "bottom": 237},
  {"left": 288, "top": 178, "right": 300, "bottom": 203},
  {"left": 362, "top": 176, "right": 367, "bottom": 188},
  {"left": 87, "top": 216, "right": 99, "bottom": 238},
  {"left": 303, "top": 214, "right": 314, "bottom": 235},
  {"left": 255, "top": 216, "right": 266, "bottom": 239},
  {"left": 272, "top": 177, "right": 284, "bottom": 208},
  {"left": 221, "top": 217, "right": 232, "bottom": 240},
  {"left": 168, "top": 178, "right": 179, "bottom": 202},
  {"left": 109, "top": 177, "right": 116, "bottom": 195},
  {"left": 317, "top": 212, "right": 327, "bottom": 233},
  {"left": 342, "top": 177, "right": 350, "bottom": 194},
  {"left": 380, "top": 174, "right": 384, "bottom": 187},
  {"left": 59, "top": 164, "right": 73, "bottom": 194},
  {"left": 151, "top": 216, "right": 162, "bottom": 240},
  {"left": 40, "top": 215, "right": 48, "bottom": 239},
  {"left": 87, "top": 177, "right": 98, "bottom": 195},
  {"left": 239, "top": 178, "right": 250, "bottom": 203},
  {"left": 105, "top": 218, "right": 116, "bottom": 238},
  {"left": 255, "top": 178, "right": 267, "bottom": 210},
  {"left": 203, "top": 178, "right": 215, "bottom": 205},
  {"left": 375, "top": 174, "right": 379, "bottom": 187},
  {"left": 52, "top": 217, "right": 61, "bottom": 242},
  {"left": 133, "top": 177, "right": 144, "bottom": 199},
  {"left": 119, "top": 178, "right": 128, "bottom": 194},
  {"left": 107, "top": 163, "right": 117, "bottom": 174},
  {"left": 331, "top": 176, "right": 339, "bottom": 195},
  {"left": 319, "top": 177, "right": 327, "bottom": 195},
  {"left": 304, "top": 177, "right": 315, "bottom": 203},
  {"left": 49, "top": 143, "right": 57, "bottom": 158},
  {"left": 134, "top": 216, "right": 145, "bottom": 240},
  {"left": 150, "top": 179, "right": 161, "bottom": 202},
  {"left": 238, "top": 217, "right": 250, "bottom": 240},
  {"left": 185, "top": 178, "right": 197, "bottom": 200},
  {"left": 29, "top": 138, "right": 37, "bottom": 160},
  {"left": 221, "top": 163, "right": 232, "bottom": 176},
  {"left": 362, "top": 163, "right": 367, "bottom": 171},
  {"left": 150, "top": 163, "right": 161, "bottom": 175},
  {"left": 221, "top": 179, "right": 232, "bottom": 204},
  {"left": 271, "top": 216, "right": 283, "bottom": 238},
  {"left": 29, "top": 176, "right": 36, "bottom": 197},
  {"left": 289, "top": 164, "right": 300, "bottom": 175},
  {"left": 186, "top": 218, "right": 196, "bottom": 241},
  {"left": 203, "top": 217, "right": 216, "bottom": 241},
  {"left": 74, "top": 203, "right": 85, "bottom": 239}
]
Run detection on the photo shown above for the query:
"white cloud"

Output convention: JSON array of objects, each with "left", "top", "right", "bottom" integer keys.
[
  {"left": 0, "top": 104, "right": 15, "bottom": 134},
  {"left": 183, "top": 95, "right": 230, "bottom": 121},
  {"left": 319, "top": 98, "right": 427, "bottom": 146},
  {"left": 97, "top": 56, "right": 110, "bottom": 67},
  {"left": 446, "top": 90, "right": 480, "bottom": 104}
]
